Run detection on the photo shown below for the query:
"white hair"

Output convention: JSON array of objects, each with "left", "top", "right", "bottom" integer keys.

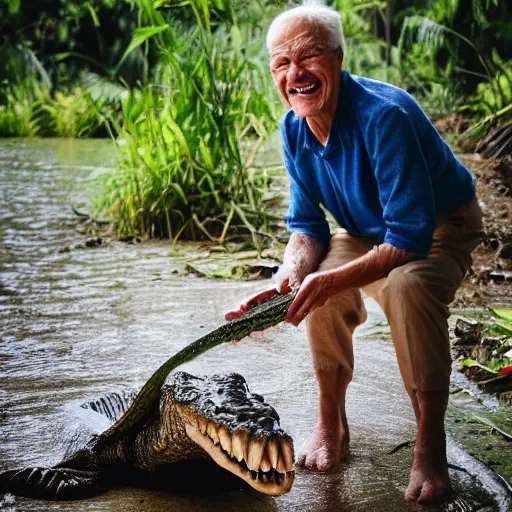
[{"left": 266, "top": 2, "right": 345, "bottom": 55}]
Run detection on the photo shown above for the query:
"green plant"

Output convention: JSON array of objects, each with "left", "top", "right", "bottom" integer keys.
[
  {"left": 0, "top": 81, "right": 43, "bottom": 137},
  {"left": 398, "top": 1, "right": 512, "bottom": 115},
  {"left": 98, "top": 0, "right": 279, "bottom": 246},
  {"left": 40, "top": 87, "right": 105, "bottom": 137}
]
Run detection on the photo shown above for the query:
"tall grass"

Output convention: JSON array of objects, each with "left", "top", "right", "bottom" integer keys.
[{"left": 98, "top": 0, "right": 280, "bottom": 246}]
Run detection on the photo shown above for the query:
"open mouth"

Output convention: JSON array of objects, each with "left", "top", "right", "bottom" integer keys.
[
  {"left": 185, "top": 420, "right": 294, "bottom": 496},
  {"left": 289, "top": 81, "right": 321, "bottom": 95}
]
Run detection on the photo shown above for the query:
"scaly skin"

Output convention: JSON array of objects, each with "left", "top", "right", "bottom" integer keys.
[
  {"left": 1, "top": 373, "right": 296, "bottom": 499},
  {"left": 99, "top": 292, "right": 294, "bottom": 444},
  {"left": 0, "top": 294, "right": 297, "bottom": 501}
]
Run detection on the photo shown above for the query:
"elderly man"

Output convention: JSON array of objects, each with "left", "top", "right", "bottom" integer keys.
[{"left": 226, "top": 3, "right": 484, "bottom": 504}]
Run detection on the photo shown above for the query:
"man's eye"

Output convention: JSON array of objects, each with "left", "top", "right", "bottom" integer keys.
[{"left": 273, "top": 60, "right": 288, "bottom": 70}]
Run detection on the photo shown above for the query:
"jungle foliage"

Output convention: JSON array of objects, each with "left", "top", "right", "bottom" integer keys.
[{"left": 1, "top": 0, "right": 511, "bottom": 241}]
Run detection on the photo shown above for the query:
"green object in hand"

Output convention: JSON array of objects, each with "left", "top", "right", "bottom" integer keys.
[{"left": 98, "top": 292, "right": 294, "bottom": 443}]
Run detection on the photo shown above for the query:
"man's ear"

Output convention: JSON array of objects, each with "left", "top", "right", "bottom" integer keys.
[{"left": 336, "top": 47, "right": 344, "bottom": 62}]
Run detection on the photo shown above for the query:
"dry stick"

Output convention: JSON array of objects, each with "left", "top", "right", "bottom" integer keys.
[
  {"left": 72, "top": 206, "right": 90, "bottom": 219},
  {"left": 244, "top": 137, "right": 263, "bottom": 170},
  {"left": 232, "top": 202, "right": 261, "bottom": 253},
  {"left": 192, "top": 213, "right": 218, "bottom": 242},
  {"left": 387, "top": 439, "right": 414, "bottom": 454},
  {"left": 218, "top": 204, "right": 235, "bottom": 245},
  {"left": 239, "top": 119, "right": 254, "bottom": 140},
  {"left": 254, "top": 230, "right": 277, "bottom": 244},
  {"left": 165, "top": 210, "right": 173, "bottom": 240},
  {"left": 172, "top": 218, "right": 191, "bottom": 245}
]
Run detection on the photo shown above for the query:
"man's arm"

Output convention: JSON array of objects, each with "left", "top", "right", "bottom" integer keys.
[
  {"left": 224, "top": 232, "right": 325, "bottom": 320},
  {"left": 286, "top": 243, "right": 420, "bottom": 325},
  {"left": 278, "top": 232, "right": 326, "bottom": 290}
]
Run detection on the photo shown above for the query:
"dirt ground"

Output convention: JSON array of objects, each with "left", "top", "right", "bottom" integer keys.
[{"left": 452, "top": 154, "right": 512, "bottom": 308}]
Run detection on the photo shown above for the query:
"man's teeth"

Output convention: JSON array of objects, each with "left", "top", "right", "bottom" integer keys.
[
  {"left": 197, "top": 419, "right": 295, "bottom": 477},
  {"left": 293, "top": 83, "right": 318, "bottom": 93}
]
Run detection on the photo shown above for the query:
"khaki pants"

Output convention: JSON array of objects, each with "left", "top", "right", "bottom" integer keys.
[{"left": 306, "top": 198, "right": 485, "bottom": 393}]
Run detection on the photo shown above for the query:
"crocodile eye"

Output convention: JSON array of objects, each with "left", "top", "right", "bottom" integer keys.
[{"left": 253, "top": 393, "right": 264, "bottom": 403}]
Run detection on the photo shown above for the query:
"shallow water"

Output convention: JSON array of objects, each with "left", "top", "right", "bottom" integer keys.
[{"left": 0, "top": 138, "right": 510, "bottom": 511}]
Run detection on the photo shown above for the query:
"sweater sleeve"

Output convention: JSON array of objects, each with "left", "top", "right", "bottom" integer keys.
[
  {"left": 281, "top": 124, "right": 331, "bottom": 245},
  {"left": 367, "top": 106, "right": 436, "bottom": 256}
]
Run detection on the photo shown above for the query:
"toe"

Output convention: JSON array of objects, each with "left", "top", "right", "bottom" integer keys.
[
  {"left": 304, "top": 448, "right": 336, "bottom": 471},
  {"left": 417, "top": 481, "right": 436, "bottom": 503},
  {"left": 316, "top": 447, "right": 337, "bottom": 471},
  {"left": 417, "top": 480, "right": 451, "bottom": 504},
  {"left": 404, "top": 481, "right": 422, "bottom": 502}
]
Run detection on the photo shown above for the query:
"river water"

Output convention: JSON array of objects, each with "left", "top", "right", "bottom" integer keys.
[{"left": 0, "top": 138, "right": 510, "bottom": 512}]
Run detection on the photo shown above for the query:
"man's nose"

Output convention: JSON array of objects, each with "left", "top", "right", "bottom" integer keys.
[{"left": 287, "top": 61, "right": 306, "bottom": 81}]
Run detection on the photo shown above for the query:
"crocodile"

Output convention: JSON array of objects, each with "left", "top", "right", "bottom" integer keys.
[{"left": 0, "top": 291, "right": 295, "bottom": 500}]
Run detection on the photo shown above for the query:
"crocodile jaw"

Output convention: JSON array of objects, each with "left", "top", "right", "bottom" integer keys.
[{"left": 185, "top": 424, "right": 294, "bottom": 495}]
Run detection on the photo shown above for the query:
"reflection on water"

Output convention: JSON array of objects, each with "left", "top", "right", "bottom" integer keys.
[{"left": 1, "top": 139, "right": 510, "bottom": 511}]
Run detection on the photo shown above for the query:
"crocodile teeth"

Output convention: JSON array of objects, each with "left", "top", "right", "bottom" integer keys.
[
  {"left": 218, "top": 426, "right": 231, "bottom": 455},
  {"left": 232, "top": 431, "right": 248, "bottom": 462},
  {"left": 277, "top": 455, "right": 286, "bottom": 473},
  {"left": 247, "top": 437, "right": 266, "bottom": 471},
  {"left": 198, "top": 417, "right": 208, "bottom": 434},
  {"left": 281, "top": 440, "right": 294, "bottom": 471},
  {"left": 260, "top": 451, "right": 271, "bottom": 473},
  {"left": 267, "top": 438, "right": 279, "bottom": 468},
  {"left": 207, "top": 423, "right": 219, "bottom": 445}
]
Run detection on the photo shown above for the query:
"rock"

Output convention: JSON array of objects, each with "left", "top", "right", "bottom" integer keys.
[
  {"left": 498, "top": 391, "right": 512, "bottom": 405},
  {"left": 454, "top": 317, "right": 483, "bottom": 343}
]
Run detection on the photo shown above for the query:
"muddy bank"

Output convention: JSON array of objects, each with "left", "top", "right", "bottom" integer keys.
[
  {"left": 453, "top": 155, "right": 512, "bottom": 308},
  {"left": 0, "top": 138, "right": 511, "bottom": 511}
]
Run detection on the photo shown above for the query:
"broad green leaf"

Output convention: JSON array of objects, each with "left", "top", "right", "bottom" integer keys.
[
  {"left": 171, "top": 183, "right": 188, "bottom": 205},
  {"left": 166, "top": 118, "right": 190, "bottom": 157},
  {"left": 491, "top": 307, "right": 512, "bottom": 323},
  {"left": 488, "top": 320, "right": 512, "bottom": 336},
  {"left": 86, "top": 2, "right": 100, "bottom": 27},
  {"left": 230, "top": 25, "right": 243, "bottom": 52},
  {"left": 198, "top": 139, "right": 214, "bottom": 171},
  {"left": 116, "top": 25, "right": 170, "bottom": 74},
  {"left": 460, "top": 358, "right": 498, "bottom": 374}
]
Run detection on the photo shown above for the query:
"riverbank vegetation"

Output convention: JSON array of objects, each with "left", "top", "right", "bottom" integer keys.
[
  {"left": 1, "top": 0, "right": 511, "bottom": 242},
  {"left": 453, "top": 309, "right": 512, "bottom": 402}
]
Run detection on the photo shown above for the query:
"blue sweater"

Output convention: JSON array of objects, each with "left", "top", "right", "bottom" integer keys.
[{"left": 282, "top": 71, "right": 476, "bottom": 256}]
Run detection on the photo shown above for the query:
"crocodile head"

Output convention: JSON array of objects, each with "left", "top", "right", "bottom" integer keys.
[{"left": 168, "top": 371, "right": 295, "bottom": 496}]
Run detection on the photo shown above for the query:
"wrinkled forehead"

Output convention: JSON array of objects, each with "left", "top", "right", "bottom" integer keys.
[{"left": 269, "top": 17, "right": 330, "bottom": 57}]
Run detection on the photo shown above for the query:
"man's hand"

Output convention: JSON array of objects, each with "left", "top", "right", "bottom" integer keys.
[
  {"left": 224, "top": 232, "right": 326, "bottom": 322},
  {"left": 286, "top": 243, "right": 420, "bottom": 326},
  {"left": 224, "top": 282, "right": 292, "bottom": 321},
  {"left": 286, "top": 271, "right": 332, "bottom": 326}
]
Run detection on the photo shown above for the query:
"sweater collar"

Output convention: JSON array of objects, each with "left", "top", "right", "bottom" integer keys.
[{"left": 299, "top": 70, "right": 354, "bottom": 156}]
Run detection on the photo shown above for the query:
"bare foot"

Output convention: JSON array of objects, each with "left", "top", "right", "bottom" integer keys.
[
  {"left": 405, "top": 444, "right": 452, "bottom": 503},
  {"left": 296, "top": 422, "right": 349, "bottom": 471}
]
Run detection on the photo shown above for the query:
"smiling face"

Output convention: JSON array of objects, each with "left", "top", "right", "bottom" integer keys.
[{"left": 269, "top": 17, "right": 342, "bottom": 120}]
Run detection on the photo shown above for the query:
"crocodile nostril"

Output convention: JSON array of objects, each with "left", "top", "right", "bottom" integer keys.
[{"left": 258, "top": 417, "right": 274, "bottom": 430}]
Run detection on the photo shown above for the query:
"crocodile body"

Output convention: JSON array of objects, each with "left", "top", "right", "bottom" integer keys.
[{"left": 0, "top": 292, "right": 295, "bottom": 500}]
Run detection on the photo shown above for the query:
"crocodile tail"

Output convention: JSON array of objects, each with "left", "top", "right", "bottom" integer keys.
[{"left": 0, "top": 467, "right": 107, "bottom": 500}]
